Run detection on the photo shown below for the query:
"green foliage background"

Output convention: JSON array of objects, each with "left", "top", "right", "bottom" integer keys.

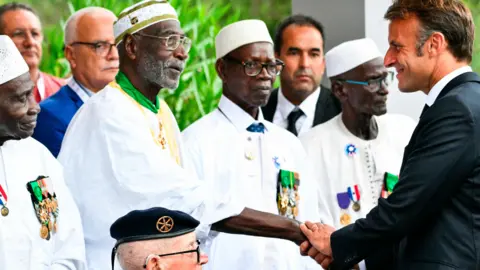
[
  {"left": 0, "top": 0, "right": 290, "bottom": 130},
  {"left": 1, "top": 0, "right": 479, "bottom": 129}
]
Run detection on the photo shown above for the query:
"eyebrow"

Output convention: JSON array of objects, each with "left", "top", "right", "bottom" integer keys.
[{"left": 389, "top": 40, "right": 403, "bottom": 47}]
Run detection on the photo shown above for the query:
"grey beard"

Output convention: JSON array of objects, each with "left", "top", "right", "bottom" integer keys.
[{"left": 138, "top": 53, "right": 181, "bottom": 90}]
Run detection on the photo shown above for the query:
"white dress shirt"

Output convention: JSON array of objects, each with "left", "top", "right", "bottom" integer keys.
[
  {"left": 183, "top": 95, "right": 320, "bottom": 270},
  {"left": 0, "top": 138, "right": 86, "bottom": 269},
  {"left": 426, "top": 66, "right": 472, "bottom": 106},
  {"left": 272, "top": 87, "right": 320, "bottom": 136},
  {"left": 58, "top": 85, "right": 244, "bottom": 269}
]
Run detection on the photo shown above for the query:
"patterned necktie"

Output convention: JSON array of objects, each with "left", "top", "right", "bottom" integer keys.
[
  {"left": 247, "top": 122, "right": 266, "bottom": 133},
  {"left": 287, "top": 108, "right": 304, "bottom": 136}
]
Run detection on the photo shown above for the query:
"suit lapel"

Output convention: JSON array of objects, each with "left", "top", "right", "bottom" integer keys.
[
  {"left": 65, "top": 85, "right": 84, "bottom": 109},
  {"left": 262, "top": 88, "right": 278, "bottom": 122}
]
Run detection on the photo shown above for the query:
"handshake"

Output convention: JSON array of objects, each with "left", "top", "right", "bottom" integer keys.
[{"left": 298, "top": 221, "right": 336, "bottom": 269}]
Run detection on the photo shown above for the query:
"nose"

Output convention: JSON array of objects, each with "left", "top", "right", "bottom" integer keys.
[
  {"left": 173, "top": 44, "right": 188, "bottom": 61},
  {"left": 23, "top": 32, "right": 36, "bottom": 48},
  {"left": 256, "top": 64, "right": 274, "bottom": 81},
  {"left": 107, "top": 45, "right": 119, "bottom": 61},
  {"left": 27, "top": 93, "right": 40, "bottom": 116},
  {"left": 199, "top": 253, "right": 208, "bottom": 265},
  {"left": 384, "top": 48, "right": 396, "bottom": 68},
  {"left": 299, "top": 53, "right": 311, "bottom": 68}
]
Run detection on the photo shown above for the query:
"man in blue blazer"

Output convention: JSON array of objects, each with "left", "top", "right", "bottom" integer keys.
[{"left": 33, "top": 7, "right": 119, "bottom": 157}]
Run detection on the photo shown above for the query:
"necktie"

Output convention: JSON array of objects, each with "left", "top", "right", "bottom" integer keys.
[
  {"left": 287, "top": 108, "right": 304, "bottom": 136},
  {"left": 246, "top": 122, "right": 266, "bottom": 133}
]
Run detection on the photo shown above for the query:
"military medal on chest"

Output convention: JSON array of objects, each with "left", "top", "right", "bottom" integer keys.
[
  {"left": 0, "top": 184, "right": 9, "bottom": 216},
  {"left": 336, "top": 192, "right": 351, "bottom": 226},
  {"left": 26, "top": 176, "right": 59, "bottom": 240},
  {"left": 348, "top": 185, "right": 361, "bottom": 212},
  {"left": 277, "top": 170, "right": 300, "bottom": 220}
]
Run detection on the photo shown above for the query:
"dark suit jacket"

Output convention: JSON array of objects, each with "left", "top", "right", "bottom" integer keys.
[
  {"left": 261, "top": 86, "right": 341, "bottom": 127},
  {"left": 32, "top": 84, "right": 84, "bottom": 157},
  {"left": 329, "top": 72, "right": 480, "bottom": 270}
]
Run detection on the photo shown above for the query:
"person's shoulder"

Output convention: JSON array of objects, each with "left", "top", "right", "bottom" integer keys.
[
  {"left": 183, "top": 110, "right": 221, "bottom": 140},
  {"left": 39, "top": 85, "right": 72, "bottom": 110},
  {"left": 41, "top": 72, "right": 66, "bottom": 86},
  {"left": 300, "top": 114, "right": 339, "bottom": 144}
]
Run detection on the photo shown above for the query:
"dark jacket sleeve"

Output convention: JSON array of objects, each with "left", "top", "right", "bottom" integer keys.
[{"left": 329, "top": 96, "right": 477, "bottom": 269}]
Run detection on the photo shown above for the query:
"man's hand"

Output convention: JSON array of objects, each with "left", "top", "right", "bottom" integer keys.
[
  {"left": 300, "top": 221, "right": 334, "bottom": 256},
  {"left": 300, "top": 240, "right": 333, "bottom": 269}
]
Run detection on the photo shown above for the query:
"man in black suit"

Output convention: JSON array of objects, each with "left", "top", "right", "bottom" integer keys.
[
  {"left": 298, "top": 1, "right": 480, "bottom": 269},
  {"left": 262, "top": 15, "right": 341, "bottom": 136}
]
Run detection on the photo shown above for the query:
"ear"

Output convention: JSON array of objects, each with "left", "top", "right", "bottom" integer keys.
[
  {"left": 146, "top": 256, "right": 164, "bottom": 270},
  {"left": 215, "top": 59, "right": 228, "bottom": 83},
  {"left": 331, "top": 80, "right": 348, "bottom": 102},
  {"left": 124, "top": 34, "right": 137, "bottom": 61},
  {"left": 64, "top": 46, "right": 76, "bottom": 69},
  {"left": 428, "top": 32, "right": 447, "bottom": 57}
]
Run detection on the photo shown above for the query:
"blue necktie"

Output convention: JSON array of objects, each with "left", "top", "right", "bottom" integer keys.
[{"left": 247, "top": 122, "right": 266, "bottom": 133}]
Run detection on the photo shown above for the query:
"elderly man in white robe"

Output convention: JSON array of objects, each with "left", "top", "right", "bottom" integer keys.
[
  {"left": 299, "top": 38, "right": 417, "bottom": 269},
  {"left": 182, "top": 20, "right": 320, "bottom": 270},
  {"left": 58, "top": 1, "right": 313, "bottom": 269},
  {"left": 0, "top": 35, "right": 86, "bottom": 269}
]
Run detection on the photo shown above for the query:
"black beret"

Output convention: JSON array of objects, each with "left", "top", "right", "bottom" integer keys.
[{"left": 110, "top": 207, "right": 200, "bottom": 269}]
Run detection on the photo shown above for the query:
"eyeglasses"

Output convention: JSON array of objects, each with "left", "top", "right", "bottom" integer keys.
[
  {"left": 135, "top": 33, "right": 192, "bottom": 53},
  {"left": 337, "top": 71, "right": 394, "bottom": 92},
  {"left": 143, "top": 240, "right": 201, "bottom": 268},
  {"left": 70, "top": 41, "right": 116, "bottom": 57},
  {"left": 223, "top": 57, "right": 285, "bottom": 77}
]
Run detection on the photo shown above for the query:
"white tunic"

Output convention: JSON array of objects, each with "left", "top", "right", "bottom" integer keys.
[
  {"left": 183, "top": 95, "right": 320, "bottom": 270},
  {"left": 0, "top": 138, "right": 86, "bottom": 270},
  {"left": 58, "top": 85, "right": 244, "bottom": 270},
  {"left": 300, "top": 114, "right": 416, "bottom": 228}
]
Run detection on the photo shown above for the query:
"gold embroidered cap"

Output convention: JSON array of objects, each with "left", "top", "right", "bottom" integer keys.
[{"left": 113, "top": 0, "right": 179, "bottom": 45}]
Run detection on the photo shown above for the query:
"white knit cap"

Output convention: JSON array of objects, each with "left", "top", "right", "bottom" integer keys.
[
  {"left": 215, "top": 19, "right": 273, "bottom": 60},
  {"left": 114, "top": 0, "right": 178, "bottom": 45},
  {"left": 325, "top": 38, "right": 383, "bottom": 77},
  {"left": 0, "top": 35, "right": 29, "bottom": 85}
]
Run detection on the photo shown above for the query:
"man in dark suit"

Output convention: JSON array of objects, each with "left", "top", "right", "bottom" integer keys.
[
  {"left": 298, "top": 1, "right": 480, "bottom": 269},
  {"left": 262, "top": 15, "right": 341, "bottom": 136},
  {"left": 33, "top": 7, "right": 119, "bottom": 157}
]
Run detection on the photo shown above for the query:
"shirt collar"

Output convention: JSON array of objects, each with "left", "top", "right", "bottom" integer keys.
[
  {"left": 426, "top": 66, "right": 472, "bottom": 106},
  {"left": 277, "top": 87, "right": 320, "bottom": 119},
  {"left": 72, "top": 77, "right": 95, "bottom": 96},
  {"left": 218, "top": 95, "right": 266, "bottom": 132}
]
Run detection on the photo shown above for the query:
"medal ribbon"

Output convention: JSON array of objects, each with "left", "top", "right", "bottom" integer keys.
[
  {"left": 0, "top": 184, "right": 7, "bottom": 205},
  {"left": 336, "top": 192, "right": 350, "bottom": 209},
  {"left": 347, "top": 185, "right": 360, "bottom": 202}
]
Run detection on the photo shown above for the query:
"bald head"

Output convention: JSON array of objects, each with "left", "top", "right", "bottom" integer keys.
[{"left": 64, "top": 7, "right": 116, "bottom": 45}]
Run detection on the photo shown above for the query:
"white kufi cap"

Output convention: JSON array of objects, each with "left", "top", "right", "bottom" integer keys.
[
  {"left": 325, "top": 38, "right": 382, "bottom": 77},
  {"left": 0, "top": 35, "right": 29, "bottom": 85},
  {"left": 114, "top": 0, "right": 178, "bottom": 45},
  {"left": 215, "top": 19, "right": 273, "bottom": 60}
]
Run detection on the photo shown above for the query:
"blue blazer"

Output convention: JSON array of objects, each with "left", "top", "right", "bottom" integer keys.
[{"left": 33, "top": 84, "right": 84, "bottom": 157}]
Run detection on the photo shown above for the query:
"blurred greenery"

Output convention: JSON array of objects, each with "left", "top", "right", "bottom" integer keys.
[
  {"left": 0, "top": 0, "right": 289, "bottom": 130},
  {"left": 2, "top": 0, "right": 480, "bottom": 128}
]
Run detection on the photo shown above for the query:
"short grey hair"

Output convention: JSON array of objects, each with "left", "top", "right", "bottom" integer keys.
[{"left": 63, "top": 7, "right": 116, "bottom": 45}]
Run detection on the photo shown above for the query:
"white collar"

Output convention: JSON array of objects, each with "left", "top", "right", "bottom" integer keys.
[
  {"left": 426, "top": 66, "right": 472, "bottom": 106},
  {"left": 277, "top": 87, "right": 320, "bottom": 119},
  {"left": 67, "top": 76, "right": 95, "bottom": 103},
  {"left": 36, "top": 73, "right": 45, "bottom": 99},
  {"left": 218, "top": 95, "right": 266, "bottom": 132}
]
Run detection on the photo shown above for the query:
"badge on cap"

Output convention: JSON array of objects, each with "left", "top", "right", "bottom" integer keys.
[{"left": 156, "top": 216, "right": 174, "bottom": 233}]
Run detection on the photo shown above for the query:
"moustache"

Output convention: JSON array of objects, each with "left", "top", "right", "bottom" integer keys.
[
  {"left": 165, "top": 60, "right": 186, "bottom": 72},
  {"left": 294, "top": 69, "right": 314, "bottom": 77}
]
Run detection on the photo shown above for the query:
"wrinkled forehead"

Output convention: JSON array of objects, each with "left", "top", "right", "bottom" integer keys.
[
  {"left": 229, "top": 41, "right": 274, "bottom": 60},
  {"left": 142, "top": 20, "right": 184, "bottom": 36},
  {"left": 347, "top": 57, "right": 386, "bottom": 78},
  {"left": 0, "top": 72, "right": 34, "bottom": 94}
]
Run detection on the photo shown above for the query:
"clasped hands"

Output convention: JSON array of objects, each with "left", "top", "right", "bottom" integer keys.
[{"left": 299, "top": 221, "right": 335, "bottom": 269}]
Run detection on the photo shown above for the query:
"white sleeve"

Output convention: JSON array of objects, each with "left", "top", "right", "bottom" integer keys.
[{"left": 48, "top": 158, "right": 87, "bottom": 270}]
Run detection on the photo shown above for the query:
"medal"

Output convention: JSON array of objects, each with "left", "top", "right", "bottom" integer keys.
[
  {"left": 340, "top": 212, "right": 351, "bottom": 225},
  {"left": 337, "top": 192, "right": 351, "bottom": 225},
  {"left": 277, "top": 170, "right": 301, "bottom": 219},
  {"left": 347, "top": 185, "right": 361, "bottom": 212},
  {"left": 345, "top": 143, "right": 357, "bottom": 157},
  {"left": 1, "top": 206, "right": 8, "bottom": 216},
  {"left": 40, "top": 224, "right": 49, "bottom": 239},
  {"left": 0, "top": 183, "right": 8, "bottom": 217}
]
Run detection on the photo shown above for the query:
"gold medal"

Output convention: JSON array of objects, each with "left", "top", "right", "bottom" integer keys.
[
  {"left": 352, "top": 202, "right": 361, "bottom": 212},
  {"left": 340, "top": 212, "right": 351, "bottom": 226},
  {"left": 1, "top": 206, "right": 8, "bottom": 216},
  {"left": 48, "top": 221, "right": 53, "bottom": 231},
  {"left": 40, "top": 224, "right": 49, "bottom": 239}
]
